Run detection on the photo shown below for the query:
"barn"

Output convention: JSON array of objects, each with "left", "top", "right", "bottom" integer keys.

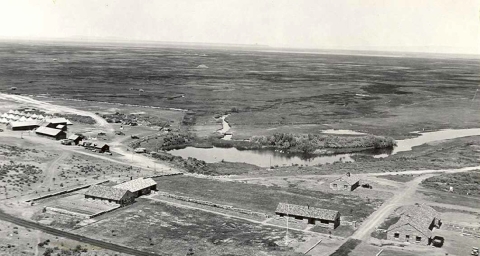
[
  {"left": 275, "top": 203, "right": 340, "bottom": 229},
  {"left": 35, "top": 126, "right": 67, "bottom": 140},
  {"left": 330, "top": 172, "right": 360, "bottom": 191},
  {"left": 387, "top": 204, "right": 442, "bottom": 245},
  {"left": 84, "top": 185, "right": 135, "bottom": 205},
  {"left": 114, "top": 177, "right": 157, "bottom": 197},
  {"left": 7, "top": 121, "right": 41, "bottom": 131}
]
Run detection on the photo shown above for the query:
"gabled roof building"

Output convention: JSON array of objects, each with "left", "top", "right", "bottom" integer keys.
[
  {"left": 114, "top": 177, "right": 157, "bottom": 197},
  {"left": 330, "top": 172, "right": 360, "bottom": 191},
  {"left": 7, "top": 121, "right": 41, "bottom": 131},
  {"left": 85, "top": 185, "right": 135, "bottom": 205},
  {"left": 387, "top": 204, "right": 442, "bottom": 245},
  {"left": 275, "top": 202, "right": 340, "bottom": 229},
  {"left": 35, "top": 126, "right": 67, "bottom": 140}
]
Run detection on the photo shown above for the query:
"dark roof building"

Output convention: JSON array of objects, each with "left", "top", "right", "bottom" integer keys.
[
  {"left": 114, "top": 177, "right": 157, "bottom": 197},
  {"left": 68, "top": 134, "right": 82, "bottom": 145},
  {"left": 275, "top": 203, "right": 340, "bottom": 229},
  {"left": 7, "top": 121, "right": 41, "bottom": 131},
  {"left": 330, "top": 172, "right": 360, "bottom": 191},
  {"left": 46, "top": 118, "right": 68, "bottom": 130},
  {"left": 35, "top": 126, "right": 67, "bottom": 140},
  {"left": 387, "top": 204, "right": 442, "bottom": 245},
  {"left": 85, "top": 185, "right": 135, "bottom": 205},
  {"left": 94, "top": 143, "right": 110, "bottom": 153}
]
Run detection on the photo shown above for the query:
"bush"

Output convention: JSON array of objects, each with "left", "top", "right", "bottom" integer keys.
[{"left": 330, "top": 239, "right": 362, "bottom": 256}]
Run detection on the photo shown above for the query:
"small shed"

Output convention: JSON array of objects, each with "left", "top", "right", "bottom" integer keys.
[
  {"left": 68, "top": 134, "right": 82, "bottom": 145},
  {"left": 35, "top": 126, "right": 67, "bottom": 140},
  {"left": 330, "top": 172, "right": 360, "bottom": 191},
  {"left": 114, "top": 177, "right": 157, "bottom": 197},
  {"left": 85, "top": 185, "right": 135, "bottom": 205},
  {"left": 94, "top": 144, "right": 110, "bottom": 153},
  {"left": 275, "top": 203, "right": 340, "bottom": 229}
]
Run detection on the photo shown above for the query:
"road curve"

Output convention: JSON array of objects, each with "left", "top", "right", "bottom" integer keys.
[{"left": 0, "top": 210, "right": 161, "bottom": 256}]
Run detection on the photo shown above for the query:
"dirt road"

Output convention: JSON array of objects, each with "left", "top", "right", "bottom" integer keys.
[
  {"left": 351, "top": 174, "right": 436, "bottom": 240},
  {"left": 41, "top": 152, "right": 70, "bottom": 189}
]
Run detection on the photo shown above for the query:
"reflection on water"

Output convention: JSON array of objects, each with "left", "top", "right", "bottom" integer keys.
[
  {"left": 169, "top": 147, "right": 353, "bottom": 167},
  {"left": 170, "top": 128, "right": 480, "bottom": 167}
]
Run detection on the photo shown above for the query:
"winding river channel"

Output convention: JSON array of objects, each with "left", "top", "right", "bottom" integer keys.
[{"left": 169, "top": 116, "right": 480, "bottom": 167}]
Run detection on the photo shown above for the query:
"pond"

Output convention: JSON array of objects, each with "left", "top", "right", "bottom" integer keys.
[
  {"left": 170, "top": 128, "right": 480, "bottom": 167},
  {"left": 169, "top": 146, "right": 353, "bottom": 167}
]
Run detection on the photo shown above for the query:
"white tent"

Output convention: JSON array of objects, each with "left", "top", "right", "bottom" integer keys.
[
  {"left": 24, "top": 113, "right": 31, "bottom": 118},
  {"left": 18, "top": 112, "right": 26, "bottom": 116},
  {"left": 7, "top": 110, "right": 14, "bottom": 114},
  {"left": 66, "top": 119, "right": 73, "bottom": 125},
  {"left": 31, "top": 114, "right": 38, "bottom": 119},
  {"left": 11, "top": 115, "right": 19, "bottom": 120},
  {"left": 1, "top": 113, "right": 7, "bottom": 118},
  {"left": 26, "top": 117, "right": 33, "bottom": 121},
  {"left": 37, "top": 115, "right": 45, "bottom": 120},
  {"left": 13, "top": 110, "right": 20, "bottom": 115},
  {"left": 0, "top": 118, "right": 7, "bottom": 123},
  {"left": 19, "top": 116, "right": 27, "bottom": 121}
]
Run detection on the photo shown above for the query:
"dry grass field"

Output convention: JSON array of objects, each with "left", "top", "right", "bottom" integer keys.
[{"left": 75, "top": 200, "right": 307, "bottom": 256}]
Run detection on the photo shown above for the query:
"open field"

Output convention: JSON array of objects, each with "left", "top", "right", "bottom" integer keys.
[
  {"left": 153, "top": 175, "right": 382, "bottom": 222},
  {"left": 0, "top": 219, "right": 128, "bottom": 256},
  {"left": 1, "top": 43, "right": 480, "bottom": 139},
  {"left": 421, "top": 170, "right": 480, "bottom": 196},
  {"left": 75, "top": 199, "right": 308, "bottom": 256}
]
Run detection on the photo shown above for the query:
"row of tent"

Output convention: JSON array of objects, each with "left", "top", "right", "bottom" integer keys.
[
  {"left": 1, "top": 112, "right": 50, "bottom": 120},
  {"left": 0, "top": 116, "right": 48, "bottom": 123}
]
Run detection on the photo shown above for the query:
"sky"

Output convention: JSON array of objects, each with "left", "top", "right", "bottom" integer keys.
[{"left": 0, "top": 0, "right": 479, "bottom": 54}]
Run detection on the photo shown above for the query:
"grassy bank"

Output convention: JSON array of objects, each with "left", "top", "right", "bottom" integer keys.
[{"left": 421, "top": 171, "right": 480, "bottom": 196}]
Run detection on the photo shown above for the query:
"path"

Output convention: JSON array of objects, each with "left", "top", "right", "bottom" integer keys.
[{"left": 41, "top": 152, "right": 70, "bottom": 189}]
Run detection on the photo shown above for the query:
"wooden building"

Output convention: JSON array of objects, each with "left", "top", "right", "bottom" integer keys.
[
  {"left": 35, "top": 126, "right": 67, "bottom": 140},
  {"left": 7, "top": 121, "right": 41, "bottom": 131},
  {"left": 387, "top": 204, "right": 442, "bottom": 245},
  {"left": 68, "top": 134, "right": 82, "bottom": 145},
  {"left": 84, "top": 185, "right": 135, "bottom": 205},
  {"left": 330, "top": 172, "right": 360, "bottom": 191},
  {"left": 46, "top": 118, "right": 68, "bottom": 130},
  {"left": 275, "top": 203, "right": 340, "bottom": 229},
  {"left": 113, "top": 177, "right": 157, "bottom": 198},
  {"left": 94, "top": 144, "right": 110, "bottom": 153}
]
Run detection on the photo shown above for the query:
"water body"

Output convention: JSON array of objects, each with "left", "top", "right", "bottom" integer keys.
[
  {"left": 170, "top": 128, "right": 480, "bottom": 167},
  {"left": 169, "top": 147, "right": 353, "bottom": 167}
]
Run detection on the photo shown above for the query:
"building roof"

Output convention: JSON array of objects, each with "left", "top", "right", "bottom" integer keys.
[
  {"left": 397, "top": 204, "right": 440, "bottom": 220},
  {"left": 114, "top": 177, "right": 157, "bottom": 193},
  {"left": 68, "top": 134, "right": 80, "bottom": 141},
  {"left": 331, "top": 173, "right": 360, "bottom": 185},
  {"left": 388, "top": 204, "right": 440, "bottom": 238},
  {"left": 94, "top": 143, "right": 109, "bottom": 149},
  {"left": 85, "top": 185, "right": 131, "bottom": 201},
  {"left": 388, "top": 215, "right": 433, "bottom": 238},
  {"left": 275, "top": 203, "right": 339, "bottom": 221},
  {"left": 46, "top": 117, "right": 68, "bottom": 124},
  {"left": 35, "top": 126, "right": 65, "bottom": 136},
  {"left": 56, "top": 124, "right": 65, "bottom": 129},
  {"left": 8, "top": 121, "right": 41, "bottom": 127}
]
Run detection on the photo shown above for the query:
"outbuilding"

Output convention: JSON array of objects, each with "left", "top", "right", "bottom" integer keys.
[
  {"left": 68, "top": 134, "right": 82, "bottom": 145},
  {"left": 330, "top": 172, "right": 360, "bottom": 191},
  {"left": 114, "top": 177, "right": 157, "bottom": 197},
  {"left": 35, "top": 126, "right": 67, "bottom": 140},
  {"left": 7, "top": 121, "right": 41, "bottom": 131},
  {"left": 275, "top": 203, "right": 340, "bottom": 229},
  {"left": 94, "top": 144, "right": 110, "bottom": 153},
  {"left": 84, "top": 185, "right": 135, "bottom": 205}
]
